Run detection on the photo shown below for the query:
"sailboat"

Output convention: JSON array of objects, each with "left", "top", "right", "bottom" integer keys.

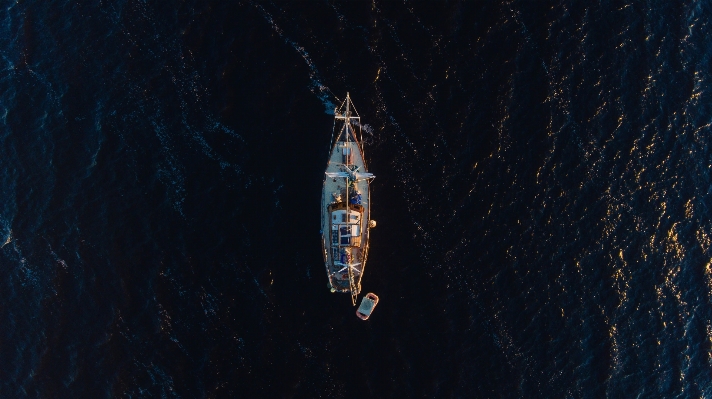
[{"left": 321, "top": 93, "right": 376, "bottom": 305}]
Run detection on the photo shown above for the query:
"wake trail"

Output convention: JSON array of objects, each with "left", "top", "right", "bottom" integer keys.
[{"left": 252, "top": 3, "right": 339, "bottom": 114}]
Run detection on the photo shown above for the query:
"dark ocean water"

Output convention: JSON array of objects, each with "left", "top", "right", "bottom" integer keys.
[{"left": 2, "top": 1, "right": 712, "bottom": 397}]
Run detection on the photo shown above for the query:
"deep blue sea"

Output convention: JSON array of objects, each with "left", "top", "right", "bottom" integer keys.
[{"left": 2, "top": 1, "right": 712, "bottom": 397}]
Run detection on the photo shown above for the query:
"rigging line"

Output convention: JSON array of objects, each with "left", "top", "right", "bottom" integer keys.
[
  {"left": 327, "top": 88, "right": 341, "bottom": 104},
  {"left": 329, "top": 115, "right": 336, "bottom": 152},
  {"left": 336, "top": 95, "right": 348, "bottom": 113},
  {"left": 349, "top": 99, "right": 360, "bottom": 117}
]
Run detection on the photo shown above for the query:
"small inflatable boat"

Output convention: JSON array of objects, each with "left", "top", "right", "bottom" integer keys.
[{"left": 356, "top": 293, "right": 379, "bottom": 320}]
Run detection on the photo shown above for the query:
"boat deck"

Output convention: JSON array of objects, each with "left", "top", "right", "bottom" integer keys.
[{"left": 321, "top": 133, "right": 371, "bottom": 294}]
